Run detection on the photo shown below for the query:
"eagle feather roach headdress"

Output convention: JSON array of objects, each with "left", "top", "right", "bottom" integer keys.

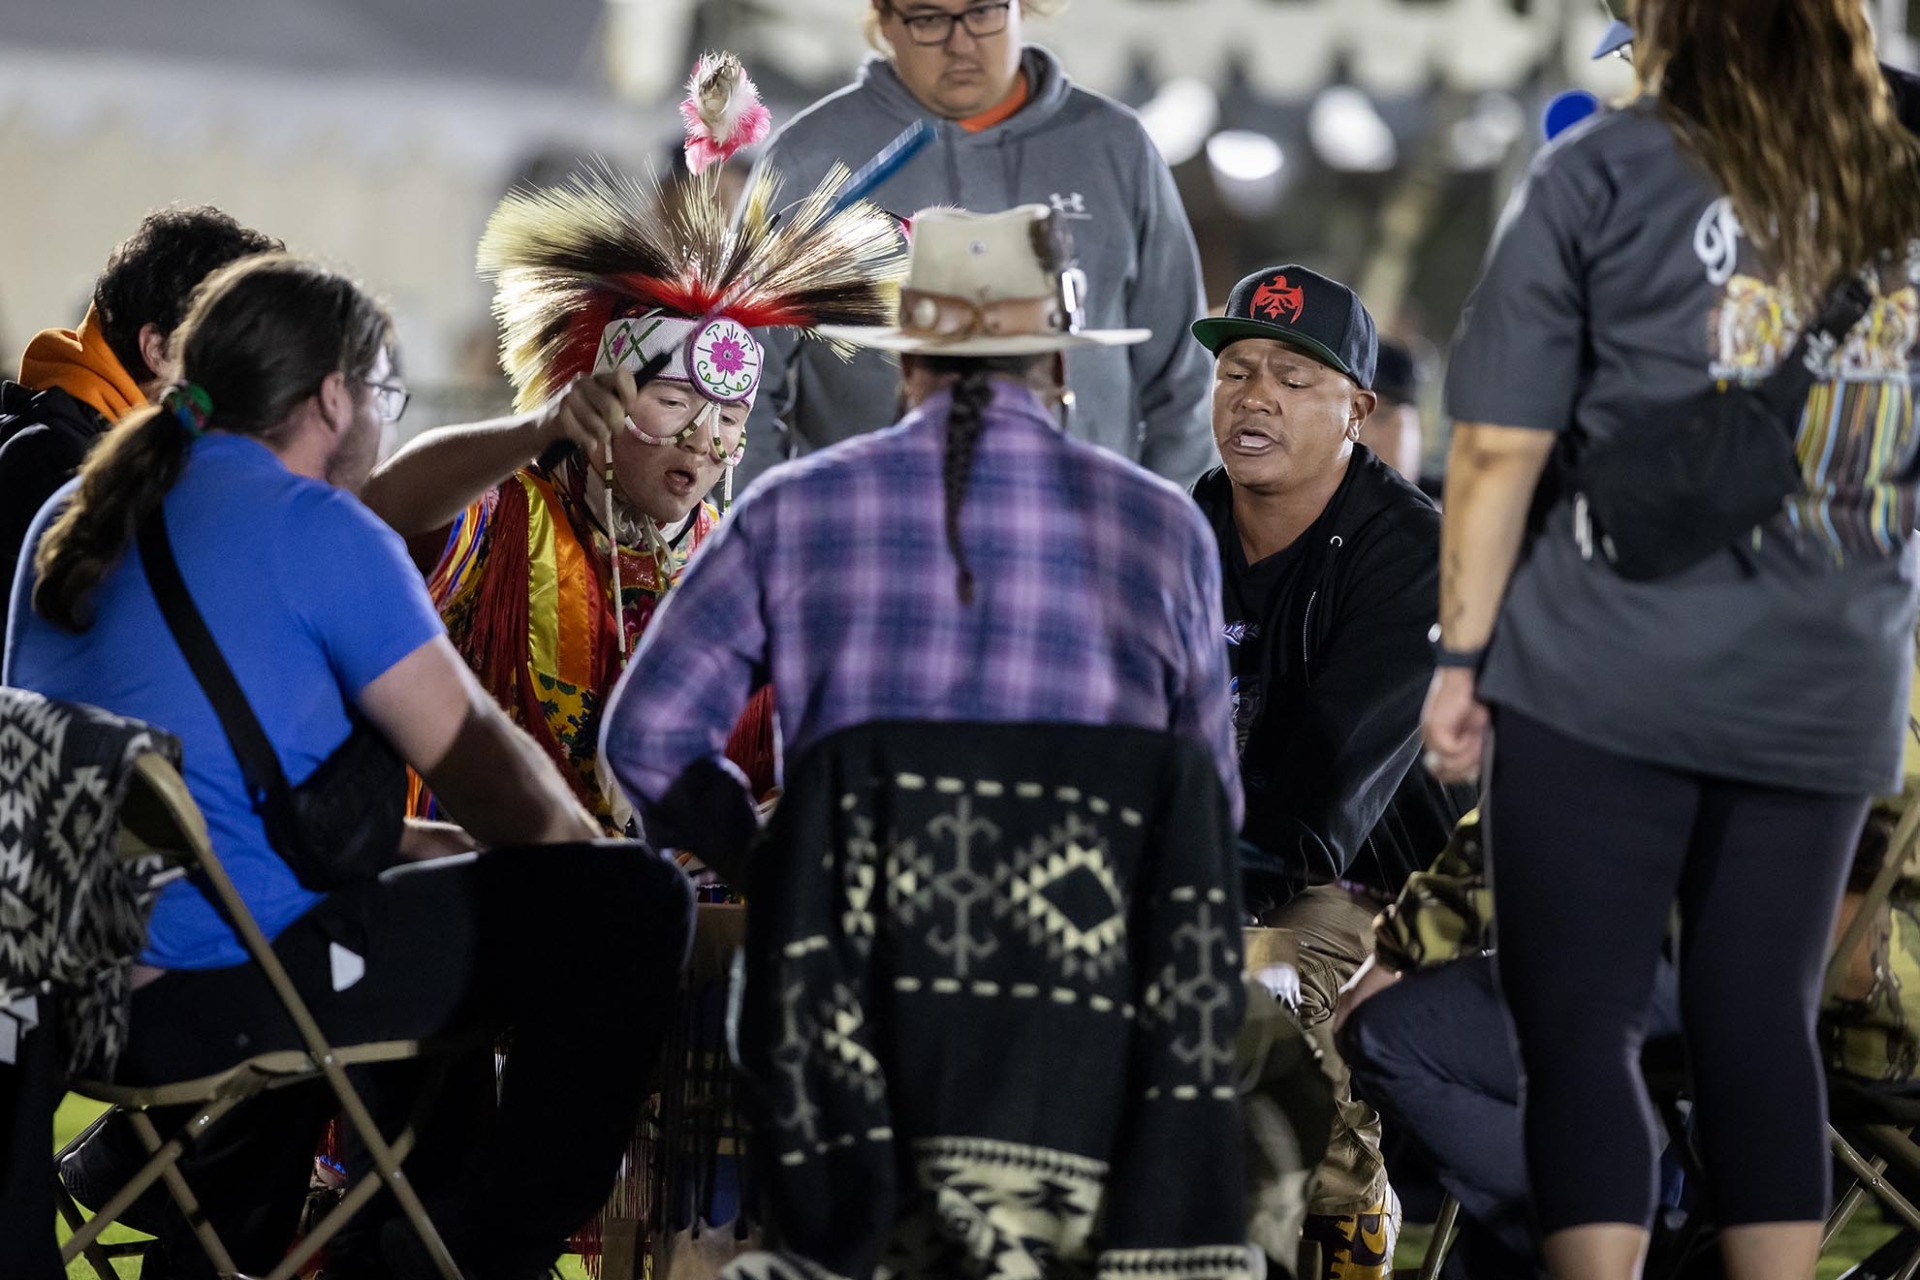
[{"left": 477, "top": 57, "right": 907, "bottom": 415}]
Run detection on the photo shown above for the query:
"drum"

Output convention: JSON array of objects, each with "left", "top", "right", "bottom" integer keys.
[
  {"left": 580, "top": 901, "right": 759, "bottom": 1280},
  {"left": 581, "top": 921, "right": 1297, "bottom": 1278},
  {"left": 583, "top": 686, "right": 773, "bottom": 1279}
]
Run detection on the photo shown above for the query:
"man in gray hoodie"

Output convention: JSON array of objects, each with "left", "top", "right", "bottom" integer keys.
[{"left": 737, "top": 0, "right": 1216, "bottom": 487}]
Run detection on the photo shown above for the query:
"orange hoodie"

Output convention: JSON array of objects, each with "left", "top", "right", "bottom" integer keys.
[{"left": 17, "top": 304, "right": 146, "bottom": 424}]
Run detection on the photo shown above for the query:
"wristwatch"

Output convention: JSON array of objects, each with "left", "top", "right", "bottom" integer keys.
[{"left": 1428, "top": 623, "right": 1485, "bottom": 670}]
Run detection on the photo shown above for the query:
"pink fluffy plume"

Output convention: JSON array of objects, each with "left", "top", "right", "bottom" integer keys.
[{"left": 680, "top": 52, "right": 773, "bottom": 175}]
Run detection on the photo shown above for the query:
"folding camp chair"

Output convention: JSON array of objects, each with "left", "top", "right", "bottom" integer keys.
[
  {"left": 1406, "top": 1050, "right": 1697, "bottom": 1280},
  {"left": 53, "top": 749, "right": 466, "bottom": 1280},
  {"left": 1822, "top": 788, "right": 1920, "bottom": 1280},
  {"left": 1412, "top": 1196, "right": 1459, "bottom": 1280}
]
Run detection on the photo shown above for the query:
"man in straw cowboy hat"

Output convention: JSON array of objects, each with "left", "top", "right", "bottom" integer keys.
[
  {"left": 598, "top": 204, "right": 1289, "bottom": 1280},
  {"left": 601, "top": 201, "right": 1239, "bottom": 862}
]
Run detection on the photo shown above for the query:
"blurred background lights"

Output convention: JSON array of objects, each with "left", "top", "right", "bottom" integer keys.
[
  {"left": 1309, "top": 84, "right": 1398, "bottom": 173},
  {"left": 1206, "top": 128, "right": 1286, "bottom": 219},
  {"left": 1138, "top": 77, "right": 1222, "bottom": 168},
  {"left": 1450, "top": 91, "right": 1527, "bottom": 170}
]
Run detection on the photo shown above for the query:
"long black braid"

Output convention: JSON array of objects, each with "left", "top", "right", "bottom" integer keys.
[
  {"left": 919, "top": 213, "right": 1079, "bottom": 605},
  {"left": 912, "top": 353, "right": 1050, "bottom": 605},
  {"left": 942, "top": 367, "right": 994, "bottom": 605}
]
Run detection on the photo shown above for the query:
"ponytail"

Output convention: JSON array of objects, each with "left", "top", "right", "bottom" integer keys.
[{"left": 33, "top": 406, "right": 192, "bottom": 631}]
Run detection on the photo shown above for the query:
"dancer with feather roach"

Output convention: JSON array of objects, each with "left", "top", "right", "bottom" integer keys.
[{"left": 361, "top": 53, "right": 906, "bottom": 834}]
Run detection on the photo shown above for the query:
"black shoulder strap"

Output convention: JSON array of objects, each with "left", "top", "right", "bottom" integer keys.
[
  {"left": 136, "top": 511, "right": 298, "bottom": 832},
  {"left": 1758, "top": 277, "right": 1876, "bottom": 418}
]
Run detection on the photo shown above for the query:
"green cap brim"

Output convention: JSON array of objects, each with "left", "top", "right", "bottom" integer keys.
[{"left": 1190, "top": 317, "right": 1352, "bottom": 380}]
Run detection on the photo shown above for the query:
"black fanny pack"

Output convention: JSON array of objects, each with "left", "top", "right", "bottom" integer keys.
[
  {"left": 139, "top": 513, "right": 405, "bottom": 891},
  {"left": 1565, "top": 277, "right": 1874, "bottom": 581}
]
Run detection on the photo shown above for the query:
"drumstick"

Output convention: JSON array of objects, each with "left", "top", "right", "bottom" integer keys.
[
  {"left": 535, "top": 351, "right": 673, "bottom": 474},
  {"left": 579, "top": 351, "right": 671, "bottom": 662},
  {"left": 829, "top": 119, "right": 933, "bottom": 215},
  {"left": 607, "top": 458, "right": 625, "bottom": 662}
]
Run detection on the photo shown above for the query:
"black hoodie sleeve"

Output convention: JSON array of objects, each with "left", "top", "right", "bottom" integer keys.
[
  {"left": 0, "top": 424, "right": 88, "bottom": 637},
  {"left": 1885, "top": 63, "right": 1920, "bottom": 135},
  {"left": 1245, "top": 528, "right": 1439, "bottom": 884}
]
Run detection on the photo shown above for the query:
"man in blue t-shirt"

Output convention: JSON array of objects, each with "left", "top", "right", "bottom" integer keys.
[
  {"left": 4, "top": 284, "right": 693, "bottom": 1280},
  {"left": 8, "top": 425, "right": 459, "bottom": 967}
]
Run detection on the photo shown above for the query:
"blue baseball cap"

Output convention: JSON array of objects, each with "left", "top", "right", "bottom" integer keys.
[{"left": 1593, "top": 18, "right": 1633, "bottom": 59}]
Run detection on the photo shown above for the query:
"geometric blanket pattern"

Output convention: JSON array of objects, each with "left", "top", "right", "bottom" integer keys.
[{"left": 0, "top": 687, "right": 179, "bottom": 1079}]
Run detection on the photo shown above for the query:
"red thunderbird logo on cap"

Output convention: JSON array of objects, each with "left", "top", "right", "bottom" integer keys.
[{"left": 1252, "top": 274, "right": 1305, "bottom": 324}]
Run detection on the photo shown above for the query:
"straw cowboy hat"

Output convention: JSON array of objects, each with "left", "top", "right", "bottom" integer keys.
[{"left": 814, "top": 204, "right": 1150, "bottom": 356}]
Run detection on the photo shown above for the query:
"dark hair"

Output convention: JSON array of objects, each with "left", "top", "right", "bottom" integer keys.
[
  {"left": 906, "top": 352, "right": 1053, "bottom": 605},
  {"left": 1635, "top": 0, "right": 1920, "bottom": 301},
  {"left": 35, "top": 254, "right": 391, "bottom": 631},
  {"left": 1372, "top": 340, "right": 1422, "bottom": 406},
  {"left": 92, "top": 206, "right": 283, "bottom": 384}
]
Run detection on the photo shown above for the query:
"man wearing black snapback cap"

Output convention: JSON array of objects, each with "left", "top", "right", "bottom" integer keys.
[{"left": 1192, "top": 265, "right": 1471, "bottom": 1280}]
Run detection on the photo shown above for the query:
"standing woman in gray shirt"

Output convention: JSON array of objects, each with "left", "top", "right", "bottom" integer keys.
[{"left": 1423, "top": 2, "right": 1920, "bottom": 1278}]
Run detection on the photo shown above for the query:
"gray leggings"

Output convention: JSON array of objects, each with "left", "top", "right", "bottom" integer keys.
[{"left": 1486, "top": 708, "right": 1866, "bottom": 1234}]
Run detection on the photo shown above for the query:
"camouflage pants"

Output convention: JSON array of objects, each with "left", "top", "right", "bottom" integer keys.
[
  {"left": 1263, "top": 885, "right": 1391, "bottom": 1217},
  {"left": 1237, "top": 976, "right": 1333, "bottom": 1264}
]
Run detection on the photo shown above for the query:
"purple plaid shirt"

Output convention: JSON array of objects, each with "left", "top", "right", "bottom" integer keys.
[{"left": 601, "top": 381, "right": 1241, "bottom": 830}]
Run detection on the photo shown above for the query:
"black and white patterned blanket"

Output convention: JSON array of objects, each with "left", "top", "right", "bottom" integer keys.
[
  {"left": 0, "top": 687, "right": 179, "bottom": 1079},
  {"left": 730, "top": 720, "right": 1252, "bottom": 1280}
]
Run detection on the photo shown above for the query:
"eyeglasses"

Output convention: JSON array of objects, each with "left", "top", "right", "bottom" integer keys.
[
  {"left": 365, "top": 378, "right": 411, "bottom": 425},
  {"left": 885, "top": 0, "right": 1012, "bottom": 47}
]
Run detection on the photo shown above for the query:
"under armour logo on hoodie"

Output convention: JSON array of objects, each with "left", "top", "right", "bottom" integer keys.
[{"left": 1048, "top": 191, "right": 1090, "bottom": 220}]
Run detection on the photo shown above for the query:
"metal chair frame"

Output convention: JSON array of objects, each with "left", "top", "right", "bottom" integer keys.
[
  {"left": 1414, "top": 1195, "right": 1459, "bottom": 1280},
  {"left": 1822, "top": 792, "right": 1920, "bottom": 1280},
  {"left": 1414, "top": 729, "right": 1920, "bottom": 1280},
  {"left": 53, "top": 751, "right": 464, "bottom": 1280}
]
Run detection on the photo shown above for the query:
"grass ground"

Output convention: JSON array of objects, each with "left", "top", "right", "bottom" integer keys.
[
  {"left": 54, "top": 1096, "right": 141, "bottom": 1280},
  {"left": 53, "top": 1093, "right": 1906, "bottom": 1280},
  {"left": 51, "top": 1096, "right": 596, "bottom": 1280}
]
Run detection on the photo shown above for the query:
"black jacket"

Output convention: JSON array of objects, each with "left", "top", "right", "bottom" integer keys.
[
  {"left": 738, "top": 719, "right": 1250, "bottom": 1280},
  {"left": 1194, "top": 445, "right": 1472, "bottom": 904},
  {"left": 1887, "top": 63, "right": 1920, "bottom": 132},
  {"left": 0, "top": 382, "right": 105, "bottom": 640}
]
